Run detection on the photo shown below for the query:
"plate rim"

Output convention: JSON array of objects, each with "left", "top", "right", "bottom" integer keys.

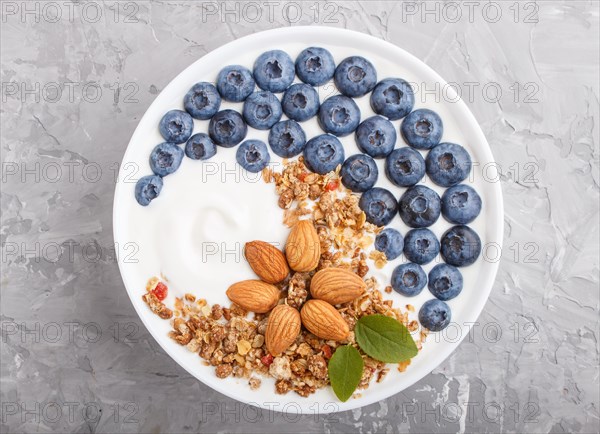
[{"left": 113, "top": 25, "right": 504, "bottom": 414}]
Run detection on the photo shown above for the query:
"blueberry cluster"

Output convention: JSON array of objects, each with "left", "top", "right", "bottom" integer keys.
[
  {"left": 321, "top": 59, "right": 482, "bottom": 333},
  {"left": 360, "top": 104, "right": 481, "bottom": 332},
  {"left": 134, "top": 47, "right": 337, "bottom": 206},
  {"left": 134, "top": 46, "right": 484, "bottom": 332}
]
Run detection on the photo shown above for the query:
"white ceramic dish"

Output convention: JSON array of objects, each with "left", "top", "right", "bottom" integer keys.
[{"left": 113, "top": 26, "right": 503, "bottom": 414}]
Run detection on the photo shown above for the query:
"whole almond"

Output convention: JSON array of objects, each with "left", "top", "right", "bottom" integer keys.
[
  {"left": 311, "top": 268, "right": 366, "bottom": 305},
  {"left": 300, "top": 299, "right": 349, "bottom": 341},
  {"left": 226, "top": 280, "right": 279, "bottom": 313},
  {"left": 265, "top": 304, "right": 301, "bottom": 356},
  {"left": 245, "top": 241, "right": 290, "bottom": 284},
  {"left": 285, "top": 220, "right": 321, "bottom": 272}
]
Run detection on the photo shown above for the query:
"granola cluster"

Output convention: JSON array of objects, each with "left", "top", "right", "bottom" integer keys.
[
  {"left": 264, "top": 158, "right": 387, "bottom": 271},
  {"left": 285, "top": 271, "right": 310, "bottom": 310},
  {"left": 142, "top": 159, "right": 427, "bottom": 398}
]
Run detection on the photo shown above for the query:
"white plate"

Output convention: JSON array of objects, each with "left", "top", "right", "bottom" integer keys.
[{"left": 113, "top": 26, "right": 503, "bottom": 414}]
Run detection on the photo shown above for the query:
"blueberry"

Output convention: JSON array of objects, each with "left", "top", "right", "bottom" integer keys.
[
  {"left": 370, "top": 78, "right": 414, "bottom": 120},
  {"left": 385, "top": 147, "right": 426, "bottom": 187},
  {"left": 401, "top": 109, "right": 443, "bottom": 150},
  {"left": 135, "top": 175, "right": 163, "bottom": 206},
  {"left": 242, "top": 91, "right": 282, "bottom": 130},
  {"left": 334, "top": 56, "right": 377, "bottom": 98},
  {"left": 295, "top": 47, "right": 335, "bottom": 86},
  {"left": 355, "top": 115, "right": 396, "bottom": 158},
  {"left": 398, "top": 185, "right": 441, "bottom": 228},
  {"left": 185, "top": 133, "right": 216, "bottom": 161},
  {"left": 303, "top": 134, "right": 345, "bottom": 175},
  {"left": 441, "top": 184, "right": 482, "bottom": 224},
  {"left": 149, "top": 142, "right": 184, "bottom": 177},
  {"left": 208, "top": 109, "right": 247, "bottom": 148},
  {"left": 318, "top": 95, "right": 361, "bottom": 137},
  {"left": 282, "top": 83, "right": 320, "bottom": 122},
  {"left": 236, "top": 140, "right": 270, "bottom": 173},
  {"left": 426, "top": 142, "right": 472, "bottom": 187},
  {"left": 340, "top": 154, "right": 378, "bottom": 193},
  {"left": 428, "top": 264, "right": 463, "bottom": 301},
  {"left": 253, "top": 50, "right": 295, "bottom": 93},
  {"left": 374, "top": 228, "right": 404, "bottom": 260},
  {"left": 403, "top": 228, "right": 440, "bottom": 265},
  {"left": 359, "top": 187, "right": 398, "bottom": 226},
  {"left": 184, "top": 82, "right": 221, "bottom": 120},
  {"left": 391, "top": 263, "right": 427, "bottom": 297},
  {"left": 419, "top": 299, "right": 451, "bottom": 331},
  {"left": 159, "top": 110, "right": 193, "bottom": 144},
  {"left": 216, "top": 65, "right": 255, "bottom": 102},
  {"left": 268, "top": 120, "right": 306, "bottom": 158},
  {"left": 440, "top": 225, "right": 481, "bottom": 267}
]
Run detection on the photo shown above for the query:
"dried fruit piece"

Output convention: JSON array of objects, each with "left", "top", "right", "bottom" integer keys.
[
  {"left": 265, "top": 304, "right": 301, "bottom": 356},
  {"left": 226, "top": 280, "right": 279, "bottom": 313},
  {"left": 261, "top": 354, "right": 274, "bottom": 366},
  {"left": 325, "top": 180, "right": 339, "bottom": 191},
  {"left": 300, "top": 299, "right": 349, "bottom": 341},
  {"left": 152, "top": 282, "right": 168, "bottom": 301},
  {"left": 245, "top": 241, "right": 290, "bottom": 284},
  {"left": 321, "top": 344, "right": 333, "bottom": 359},
  {"left": 285, "top": 220, "right": 321, "bottom": 272},
  {"left": 310, "top": 268, "right": 366, "bottom": 305}
]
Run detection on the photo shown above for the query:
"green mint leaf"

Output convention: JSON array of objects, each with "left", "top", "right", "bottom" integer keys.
[
  {"left": 355, "top": 314, "right": 418, "bottom": 363},
  {"left": 328, "top": 345, "right": 364, "bottom": 402}
]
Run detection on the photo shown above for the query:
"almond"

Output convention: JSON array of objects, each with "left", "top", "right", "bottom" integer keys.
[
  {"left": 310, "top": 267, "right": 366, "bottom": 305},
  {"left": 300, "top": 299, "right": 349, "bottom": 341},
  {"left": 265, "top": 304, "right": 301, "bottom": 356},
  {"left": 285, "top": 220, "right": 321, "bottom": 272},
  {"left": 245, "top": 241, "right": 290, "bottom": 284},
  {"left": 226, "top": 280, "right": 279, "bottom": 313}
]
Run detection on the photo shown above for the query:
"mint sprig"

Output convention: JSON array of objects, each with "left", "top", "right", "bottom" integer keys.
[
  {"left": 328, "top": 345, "right": 364, "bottom": 402},
  {"left": 354, "top": 314, "right": 418, "bottom": 363},
  {"left": 327, "top": 315, "right": 418, "bottom": 402}
]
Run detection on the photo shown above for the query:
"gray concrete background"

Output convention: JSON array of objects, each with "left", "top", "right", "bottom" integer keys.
[{"left": 1, "top": 1, "right": 599, "bottom": 433}]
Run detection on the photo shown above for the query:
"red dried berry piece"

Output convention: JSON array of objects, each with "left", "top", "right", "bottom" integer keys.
[
  {"left": 261, "top": 354, "right": 274, "bottom": 366},
  {"left": 325, "top": 180, "right": 339, "bottom": 191},
  {"left": 152, "top": 282, "right": 168, "bottom": 301},
  {"left": 321, "top": 344, "right": 332, "bottom": 359},
  {"left": 298, "top": 172, "right": 308, "bottom": 182}
]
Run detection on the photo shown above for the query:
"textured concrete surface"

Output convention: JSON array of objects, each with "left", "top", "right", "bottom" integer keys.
[{"left": 1, "top": 1, "right": 599, "bottom": 433}]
